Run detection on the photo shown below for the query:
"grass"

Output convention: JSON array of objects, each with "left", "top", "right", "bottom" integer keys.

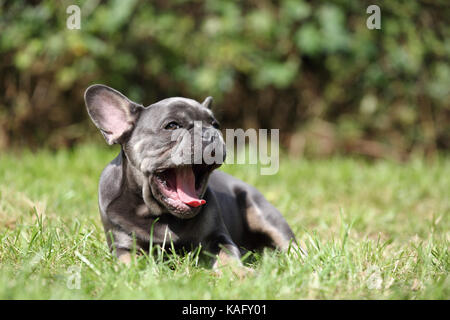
[{"left": 0, "top": 144, "right": 448, "bottom": 299}]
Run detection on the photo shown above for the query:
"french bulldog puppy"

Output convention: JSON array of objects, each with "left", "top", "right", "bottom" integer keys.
[{"left": 84, "top": 84, "right": 302, "bottom": 270}]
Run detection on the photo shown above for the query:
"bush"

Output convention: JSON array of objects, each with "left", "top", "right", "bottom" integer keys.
[{"left": 0, "top": 0, "right": 448, "bottom": 158}]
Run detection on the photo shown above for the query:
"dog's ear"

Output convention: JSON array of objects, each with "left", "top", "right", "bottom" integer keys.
[
  {"left": 202, "top": 96, "right": 213, "bottom": 109},
  {"left": 84, "top": 84, "right": 143, "bottom": 145}
]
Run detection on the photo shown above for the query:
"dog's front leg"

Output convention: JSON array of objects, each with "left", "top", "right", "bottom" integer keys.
[
  {"left": 212, "top": 243, "right": 241, "bottom": 269},
  {"left": 106, "top": 228, "right": 141, "bottom": 265},
  {"left": 207, "top": 236, "right": 254, "bottom": 278}
]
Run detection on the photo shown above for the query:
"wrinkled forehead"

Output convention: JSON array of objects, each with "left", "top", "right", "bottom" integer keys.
[
  {"left": 139, "top": 97, "right": 214, "bottom": 126},
  {"left": 157, "top": 97, "right": 202, "bottom": 108}
]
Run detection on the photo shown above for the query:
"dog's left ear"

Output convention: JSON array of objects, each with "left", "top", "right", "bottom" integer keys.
[
  {"left": 202, "top": 96, "right": 213, "bottom": 109},
  {"left": 84, "top": 84, "right": 143, "bottom": 145}
]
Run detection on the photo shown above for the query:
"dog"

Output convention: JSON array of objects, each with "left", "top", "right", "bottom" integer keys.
[{"left": 84, "top": 84, "right": 303, "bottom": 271}]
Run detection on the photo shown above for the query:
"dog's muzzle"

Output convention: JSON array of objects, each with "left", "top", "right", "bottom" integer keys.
[{"left": 146, "top": 127, "right": 225, "bottom": 218}]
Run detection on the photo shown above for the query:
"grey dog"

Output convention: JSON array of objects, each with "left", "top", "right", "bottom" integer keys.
[{"left": 84, "top": 84, "right": 302, "bottom": 269}]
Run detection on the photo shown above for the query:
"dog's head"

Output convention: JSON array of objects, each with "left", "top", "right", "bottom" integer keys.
[{"left": 84, "top": 84, "right": 225, "bottom": 219}]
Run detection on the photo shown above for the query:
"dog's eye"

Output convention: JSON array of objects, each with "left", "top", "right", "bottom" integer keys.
[
  {"left": 212, "top": 121, "right": 220, "bottom": 129},
  {"left": 165, "top": 121, "right": 181, "bottom": 130}
]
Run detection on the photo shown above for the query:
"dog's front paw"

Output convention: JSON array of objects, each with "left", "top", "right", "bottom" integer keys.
[
  {"left": 233, "top": 265, "right": 256, "bottom": 279},
  {"left": 116, "top": 249, "right": 133, "bottom": 265},
  {"left": 213, "top": 263, "right": 255, "bottom": 279}
]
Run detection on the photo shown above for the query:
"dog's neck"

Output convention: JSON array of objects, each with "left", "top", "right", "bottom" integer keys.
[{"left": 120, "top": 148, "right": 145, "bottom": 193}]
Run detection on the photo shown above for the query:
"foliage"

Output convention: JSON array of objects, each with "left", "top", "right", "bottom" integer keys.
[{"left": 0, "top": 1, "right": 449, "bottom": 157}]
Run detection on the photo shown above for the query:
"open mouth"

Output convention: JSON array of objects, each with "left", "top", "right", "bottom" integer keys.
[{"left": 152, "top": 164, "right": 215, "bottom": 212}]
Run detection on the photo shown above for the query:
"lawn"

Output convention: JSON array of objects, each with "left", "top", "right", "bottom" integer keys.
[{"left": 0, "top": 144, "right": 448, "bottom": 299}]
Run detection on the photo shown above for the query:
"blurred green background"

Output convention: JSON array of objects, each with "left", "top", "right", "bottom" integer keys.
[{"left": 0, "top": 0, "right": 449, "bottom": 159}]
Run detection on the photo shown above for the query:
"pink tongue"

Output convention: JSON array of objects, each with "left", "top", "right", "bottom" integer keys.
[{"left": 175, "top": 167, "right": 206, "bottom": 207}]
